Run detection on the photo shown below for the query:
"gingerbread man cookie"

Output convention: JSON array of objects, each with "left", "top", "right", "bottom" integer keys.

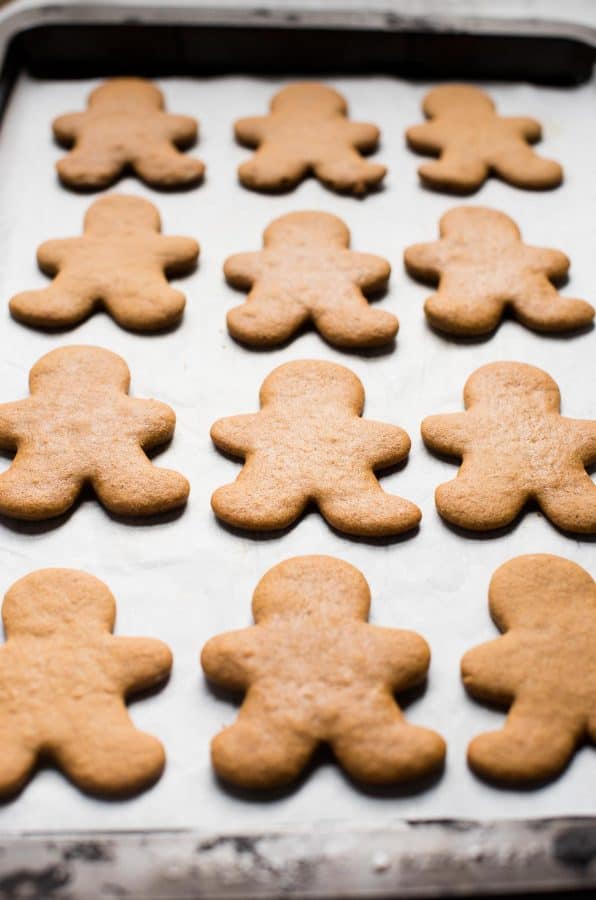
[
  {"left": 235, "top": 83, "right": 386, "bottom": 195},
  {"left": 202, "top": 555, "right": 445, "bottom": 789},
  {"left": 210, "top": 360, "right": 420, "bottom": 537},
  {"left": 406, "top": 84, "right": 562, "bottom": 193},
  {"left": 462, "top": 554, "right": 596, "bottom": 785},
  {"left": 54, "top": 77, "right": 204, "bottom": 190},
  {"left": 10, "top": 195, "right": 200, "bottom": 331},
  {"left": 0, "top": 568, "right": 172, "bottom": 798},
  {"left": 422, "top": 362, "right": 596, "bottom": 533},
  {"left": 0, "top": 346, "right": 189, "bottom": 521},
  {"left": 224, "top": 211, "right": 396, "bottom": 349},
  {"left": 405, "top": 206, "right": 593, "bottom": 335}
]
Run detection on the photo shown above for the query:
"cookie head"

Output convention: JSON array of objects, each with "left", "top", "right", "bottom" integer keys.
[
  {"left": 3, "top": 568, "right": 116, "bottom": 638},
  {"left": 441, "top": 206, "right": 520, "bottom": 244},
  {"left": 271, "top": 83, "right": 347, "bottom": 117},
  {"left": 89, "top": 77, "right": 163, "bottom": 112},
  {"left": 423, "top": 84, "right": 495, "bottom": 119},
  {"left": 463, "top": 361, "right": 561, "bottom": 412},
  {"left": 84, "top": 194, "right": 161, "bottom": 237},
  {"left": 29, "top": 346, "right": 131, "bottom": 396},
  {"left": 252, "top": 555, "right": 371, "bottom": 622},
  {"left": 489, "top": 554, "right": 596, "bottom": 632},
  {"left": 260, "top": 360, "right": 364, "bottom": 413},
  {"left": 264, "top": 211, "right": 349, "bottom": 249}
]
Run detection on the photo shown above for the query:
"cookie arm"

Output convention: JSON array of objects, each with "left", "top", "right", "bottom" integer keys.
[
  {"left": 343, "top": 251, "right": 390, "bottom": 293},
  {"left": 210, "top": 413, "right": 260, "bottom": 457},
  {"left": 223, "top": 252, "right": 264, "bottom": 289},
  {"left": 234, "top": 116, "right": 268, "bottom": 147},
  {"left": 157, "top": 235, "right": 200, "bottom": 274},
  {"left": 421, "top": 412, "right": 469, "bottom": 457},
  {"left": 0, "top": 401, "right": 25, "bottom": 449},
  {"left": 405, "top": 121, "right": 443, "bottom": 153},
  {"left": 570, "top": 419, "right": 596, "bottom": 465},
  {"left": 461, "top": 635, "right": 523, "bottom": 704},
  {"left": 369, "top": 626, "right": 431, "bottom": 691},
  {"left": 163, "top": 113, "right": 198, "bottom": 147},
  {"left": 113, "top": 636, "right": 173, "bottom": 695},
  {"left": 35, "top": 238, "right": 73, "bottom": 275},
  {"left": 345, "top": 121, "right": 381, "bottom": 152},
  {"left": 52, "top": 112, "right": 86, "bottom": 144},
  {"left": 360, "top": 419, "right": 411, "bottom": 469},
  {"left": 404, "top": 241, "right": 445, "bottom": 283},
  {"left": 201, "top": 629, "right": 258, "bottom": 691},
  {"left": 504, "top": 115, "right": 542, "bottom": 142}
]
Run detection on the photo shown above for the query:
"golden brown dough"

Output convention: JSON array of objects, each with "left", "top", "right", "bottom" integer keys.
[
  {"left": 0, "top": 346, "right": 189, "bottom": 521},
  {"left": 462, "top": 554, "right": 596, "bottom": 785},
  {"left": 0, "top": 568, "right": 172, "bottom": 798},
  {"left": 54, "top": 77, "right": 204, "bottom": 190},
  {"left": 235, "top": 83, "right": 386, "bottom": 195},
  {"left": 10, "top": 194, "right": 199, "bottom": 331},
  {"left": 211, "top": 360, "right": 421, "bottom": 537},
  {"left": 405, "top": 206, "right": 593, "bottom": 335},
  {"left": 406, "top": 84, "right": 562, "bottom": 193},
  {"left": 422, "top": 361, "right": 596, "bottom": 533},
  {"left": 225, "top": 211, "right": 396, "bottom": 348},
  {"left": 202, "top": 555, "right": 445, "bottom": 789}
]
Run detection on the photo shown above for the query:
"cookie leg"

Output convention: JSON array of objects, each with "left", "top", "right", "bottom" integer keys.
[
  {"left": 211, "top": 705, "right": 316, "bottom": 790},
  {"left": 424, "top": 279, "right": 505, "bottom": 336},
  {"left": 435, "top": 475, "right": 526, "bottom": 531},
  {"left": 53, "top": 710, "right": 166, "bottom": 796},
  {"left": 238, "top": 147, "right": 309, "bottom": 192},
  {"left": 9, "top": 277, "right": 95, "bottom": 329},
  {"left": 211, "top": 468, "right": 307, "bottom": 531},
  {"left": 93, "top": 452, "right": 189, "bottom": 517},
  {"left": 332, "top": 706, "right": 445, "bottom": 784},
  {"left": 314, "top": 150, "right": 386, "bottom": 195},
  {"left": 104, "top": 281, "right": 186, "bottom": 331},
  {"left": 537, "top": 474, "right": 596, "bottom": 533},
  {"left": 313, "top": 297, "right": 398, "bottom": 348},
  {"left": 227, "top": 292, "right": 309, "bottom": 347},
  {"left": 0, "top": 728, "right": 36, "bottom": 798},
  {"left": 56, "top": 144, "right": 126, "bottom": 190},
  {"left": 0, "top": 456, "right": 81, "bottom": 520},
  {"left": 318, "top": 478, "right": 421, "bottom": 537},
  {"left": 418, "top": 151, "right": 488, "bottom": 194},
  {"left": 491, "top": 147, "right": 562, "bottom": 190},
  {"left": 512, "top": 282, "right": 594, "bottom": 333},
  {"left": 468, "top": 703, "right": 580, "bottom": 784},
  {"left": 133, "top": 145, "right": 204, "bottom": 188}
]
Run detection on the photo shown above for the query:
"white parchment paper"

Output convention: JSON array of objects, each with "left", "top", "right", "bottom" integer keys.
[{"left": 0, "top": 72, "right": 594, "bottom": 833}]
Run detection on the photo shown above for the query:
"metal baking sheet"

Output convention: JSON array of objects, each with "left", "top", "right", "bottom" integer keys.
[{"left": 0, "top": 67, "right": 594, "bottom": 895}]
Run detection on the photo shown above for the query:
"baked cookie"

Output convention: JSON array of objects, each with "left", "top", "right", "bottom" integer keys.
[
  {"left": 0, "top": 568, "right": 172, "bottom": 798},
  {"left": 10, "top": 194, "right": 200, "bottom": 331},
  {"left": 201, "top": 555, "right": 445, "bottom": 789},
  {"left": 235, "top": 83, "right": 386, "bottom": 195},
  {"left": 0, "top": 346, "right": 189, "bottom": 521},
  {"left": 224, "top": 211, "right": 396, "bottom": 348},
  {"left": 210, "top": 360, "right": 421, "bottom": 537},
  {"left": 406, "top": 84, "right": 562, "bottom": 193},
  {"left": 462, "top": 554, "right": 596, "bottom": 785},
  {"left": 54, "top": 77, "right": 204, "bottom": 190},
  {"left": 422, "top": 361, "right": 596, "bottom": 533},
  {"left": 405, "top": 206, "right": 593, "bottom": 335}
]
